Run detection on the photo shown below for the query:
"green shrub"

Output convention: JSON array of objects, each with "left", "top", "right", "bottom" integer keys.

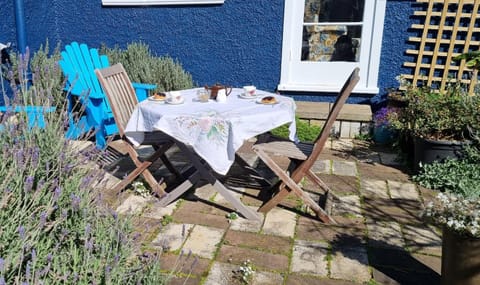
[
  {"left": 101, "top": 42, "right": 194, "bottom": 92},
  {"left": 413, "top": 145, "right": 480, "bottom": 199},
  {"left": 0, "top": 52, "right": 166, "bottom": 284},
  {"left": 271, "top": 117, "right": 321, "bottom": 142}
]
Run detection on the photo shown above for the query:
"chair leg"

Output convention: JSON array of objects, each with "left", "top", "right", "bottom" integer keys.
[{"left": 254, "top": 148, "right": 335, "bottom": 224}]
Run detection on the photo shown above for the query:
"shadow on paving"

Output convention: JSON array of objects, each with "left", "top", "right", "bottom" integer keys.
[{"left": 329, "top": 232, "right": 441, "bottom": 284}]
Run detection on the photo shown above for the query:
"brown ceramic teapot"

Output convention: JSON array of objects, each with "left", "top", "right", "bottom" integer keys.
[{"left": 204, "top": 83, "right": 232, "bottom": 100}]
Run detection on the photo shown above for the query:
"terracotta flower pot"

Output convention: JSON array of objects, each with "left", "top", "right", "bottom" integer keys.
[{"left": 441, "top": 227, "right": 480, "bottom": 285}]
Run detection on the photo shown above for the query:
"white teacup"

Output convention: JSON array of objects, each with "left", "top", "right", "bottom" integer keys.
[
  {"left": 243, "top": 85, "right": 256, "bottom": 97},
  {"left": 169, "top": 91, "right": 183, "bottom": 103}
]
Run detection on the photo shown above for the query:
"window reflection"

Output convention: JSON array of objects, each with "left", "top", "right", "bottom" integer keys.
[{"left": 302, "top": 0, "right": 364, "bottom": 62}]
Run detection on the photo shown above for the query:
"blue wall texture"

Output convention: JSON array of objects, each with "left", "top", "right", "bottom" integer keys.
[{"left": 0, "top": 0, "right": 415, "bottom": 106}]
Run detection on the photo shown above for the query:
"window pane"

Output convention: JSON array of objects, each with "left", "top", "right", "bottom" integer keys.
[
  {"left": 302, "top": 0, "right": 364, "bottom": 62},
  {"left": 304, "top": 0, "right": 364, "bottom": 23}
]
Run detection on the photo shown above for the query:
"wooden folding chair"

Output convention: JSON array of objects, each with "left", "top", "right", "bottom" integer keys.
[
  {"left": 252, "top": 67, "right": 360, "bottom": 223},
  {"left": 95, "top": 63, "right": 179, "bottom": 196}
]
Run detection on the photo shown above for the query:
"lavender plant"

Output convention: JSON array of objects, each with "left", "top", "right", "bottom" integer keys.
[{"left": 0, "top": 49, "right": 166, "bottom": 284}]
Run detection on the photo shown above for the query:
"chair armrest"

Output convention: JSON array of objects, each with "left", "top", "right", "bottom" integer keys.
[
  {"left": 132, "top": 82, "right": 157, "bottom": 102},
  {"left": 0, "top": 105, "right": 56, "bottom": 128}
]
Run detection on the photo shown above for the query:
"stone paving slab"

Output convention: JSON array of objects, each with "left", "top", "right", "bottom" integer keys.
[
  {"left": 332, "top": 160, "right": 357, "bottom": 176},
  {"left": 291, "top": 239, "right": 329, "bottom": 276},
  {"left": 252, "top": 270, "right": 284, "bottom": 285},
  {"left": 262, "top": 207, "right": 297, "bottom": 238},
  {"left": 151, "top": 223, "right": 194, "bottom": 252},
  {"left": 360, "top": 178, "right": 389, "bottom": 198},
  {"left": 388, "top": 180, "right": 420, "bottom": 201},
  {"left": 223, "top": 230, "right": 292, "bottom": 256},
  {"left": 142, "top": 200, "right": 178, "bottom": 219},
  {"left": 366, "top": 219, "right": 405, "bottom": 249},
  {"left": 403, "top": 224, "right": 442, "bottom": 256},
  {"left": 332, "top": 195, "right": 363, "bottom": 217},
  {"left": 216, "top": 244, "right": 290, "bottom": 271},
  {"left": 228, "top": 206, "right": 264, "bottom": 232},
  {"left": 116, "top": 194, "right": 149, "bottom": 215},
  {"left": 330, "top": 245, "right": 371, "bottom": 283},
  {"left": 182, "top": 225, "right": 225, "bottom": 259}
]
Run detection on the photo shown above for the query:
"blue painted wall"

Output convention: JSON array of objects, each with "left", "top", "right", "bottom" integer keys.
[{"left": 0, "top": 0, "right": 415, "bottom": 106}]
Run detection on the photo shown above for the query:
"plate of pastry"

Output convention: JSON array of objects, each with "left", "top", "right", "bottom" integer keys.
[
  {"left": 256, "top": 95, "right": 278, "bottom": 105},
  {"left": 148, "top": 93, "right": 167, "bottom": 102}
]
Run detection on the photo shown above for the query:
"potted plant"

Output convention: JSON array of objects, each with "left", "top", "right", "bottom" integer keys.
[
  {"left": 389, "top": 82, "right": 480, "bottom": 171},
  {"left": 372, "top": 106, "right": 398, "bottom": 145},
  {"left": 415, "top": 138, "right": 480, "bottom": 285}
]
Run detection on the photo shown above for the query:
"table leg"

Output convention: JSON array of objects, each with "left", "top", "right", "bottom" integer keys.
[{"left": 176, "top": 142, "right": 261, "bottom": 221}]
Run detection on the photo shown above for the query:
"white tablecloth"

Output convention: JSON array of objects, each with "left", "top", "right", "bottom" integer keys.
[{"left": 125, "top": 88, "right": 296, "bottom": 175}]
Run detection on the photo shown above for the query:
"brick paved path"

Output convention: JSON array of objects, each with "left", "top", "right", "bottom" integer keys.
[{"left": 99, "top": 138, "right": 442, "bottom": 285}]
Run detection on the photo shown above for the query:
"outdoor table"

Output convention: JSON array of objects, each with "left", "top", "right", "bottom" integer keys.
[{"left": 124, "top": 87, "right": 297, "bottom": 220}]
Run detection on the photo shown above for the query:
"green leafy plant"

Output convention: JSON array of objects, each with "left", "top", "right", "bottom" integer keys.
[
  {"left": 161, "top": 214, "right": 174, "bottom": 226},
  {"left": 101, "top": 42, "right": 194, "bottom": 92},
  {"left": 416, "top": 143, "right": 480, "bottom": 238},
  {"left": 388, "top": 83, "right": 480, "bottom": 141},
  {"left": 271, "top": 116, "right": 321, "bottom": 142}
]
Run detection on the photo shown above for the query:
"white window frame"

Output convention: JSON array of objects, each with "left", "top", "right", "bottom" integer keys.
[
  {"left": 278, "top": 0, "right": 386, "bottom": 94},
  {"left": 102, "top": 0, "right": 224, "bottom": 5}
]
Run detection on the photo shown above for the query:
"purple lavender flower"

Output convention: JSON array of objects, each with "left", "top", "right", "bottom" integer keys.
[
  {"left": 39, "top": 211, "right": 47, "bottom": 228},
  {"left": 24, "top": 176, "right": 34, "bottom": 193},
  {"left": 0, "top": 257, "right": 4, "bottom": 271},
  {"left": 0, "top": 277, "right": 5, "bottom": 285},
  {"left": 373, "top": 107, "right": 399, "bottom": 127},
  {"left": 70, "top": 194, "right": 81, "bottom": 211},
  {"left": 18, "top": 225, "right": 26, "bottom": 239},
  {"left": 52, "top": 186, "right": 61, "bottom": 201}
]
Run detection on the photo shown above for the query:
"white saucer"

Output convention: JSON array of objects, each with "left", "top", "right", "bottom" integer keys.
[
  {"left": 148, "top": 96, "right": 166, "bottom": 103},
  {"left": 166, "top": 97, "right": 185, "bottom": 105},
  {"left": 256, "top": 96, "right": 279, "bottom": 105},
  {"left": 239, "top": 93, "right": 258, "bottom": 99}
]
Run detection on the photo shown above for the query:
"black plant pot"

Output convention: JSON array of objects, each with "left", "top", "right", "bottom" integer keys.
[
  {"left": 413, "top": 136, "right": 468, "bottom": 172},
  {"left": 441, "top": 227, "right": 480, "bottom": 285}
]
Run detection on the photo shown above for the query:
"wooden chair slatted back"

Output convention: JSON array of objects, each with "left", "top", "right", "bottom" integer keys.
[
  {"left": 294, "top": 67, "right": 360, "bottom": 178},
  {"left": 95, "top": 63, "right": 138, "bottom": 138}
]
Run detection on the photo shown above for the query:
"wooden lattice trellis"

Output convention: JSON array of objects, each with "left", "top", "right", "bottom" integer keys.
[{"left": 403, "top": 0, "right": 480, "bottom": 93}]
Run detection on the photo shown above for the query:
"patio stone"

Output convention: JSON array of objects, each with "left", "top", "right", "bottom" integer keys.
[
  {"left": 228, "top": 206, "right": 264, "bottom": 232},
  {"left": 142, "top": 200, "right": 179, "bottom": 219},
  {"left": 362, "top": 197, "right": 424, "bottom": 224},
  {"left": 372, "top": 265, "right": 441, "bottom": 285},
  {"left": 331, "top": 138, "right": 355, "bottom": 152},
  {"left": 312, "top": 159, "right": 331, "bottom": 174},
  {"left": 402, "top": 224, "right": 442, "bottom": 256},
  {"left": 332, "top": 195, "right": 363, "bottom": 217},
  {"left": 216, "top": 244, "right": 289, "bottom": 271},
  {"left": 158, "top": 252, "right": 210, "bottom": 277},
  {"left": 262, "top": 207, "right": 297, "bottom": 237},
  {"left": 366, "top": 219, "right": 405, "bottom": 249},
  {"left": 252, "top": 270, "right": 284, "bottom": 285},
  {"left": 331, "top": 160, "right": 357, "bottom": 177},
  {"left": 317, "top": 174, "right": 359, "bottom": 196},
  {"left": 223, "top": 230, "right": 292, "bottom": 255},
  {"left": 172, "top": 201, "right": 231, "bottom": 229},
  {"left": 412, "top": 253, "right": 442, "bottom": 274},
  {"left": 194, "top": 183, "right": 217, "bottom": 200},
  {"left": 330, "top": 245, "right": 371, "bottom": 283},
  {"left": 151, "top": 223, "right": 194, "bottom": 252},
  {"left": 213, "top": 186, "right": 245, "bottom": 205},
  {"left": 356, "top": 162, "right": 411, "bottom": 182},
  {"left": 286, "top": 274, "right": 357, "bottom": 285},
  {"left": 360, "top": 178, "right": 389, "bottom": 198},
  {"left": 388, "top": 180, "right": 419, "bottom": 201},
  {"left": 378, "top": 151, "right": 402, "bottom": 166},
  {"left": 296, "top": 216, "right": 366, "bottom": 245},
  {"left": 291, "top": 239, "right": 329, "bottom": 276},
  {"left": 203, "top": 262, "right": 239, "bottom": 285},
  {"left": 116, "top": 194, "right": 149, "bottom": 215},
  {"left": 182, "top": 225, "right": 225, "bottom": 259}
]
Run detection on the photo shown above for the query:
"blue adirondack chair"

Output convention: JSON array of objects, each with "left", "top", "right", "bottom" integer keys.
[{"left": 59, "top": 42, "right": 155, "bottom": 149}]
